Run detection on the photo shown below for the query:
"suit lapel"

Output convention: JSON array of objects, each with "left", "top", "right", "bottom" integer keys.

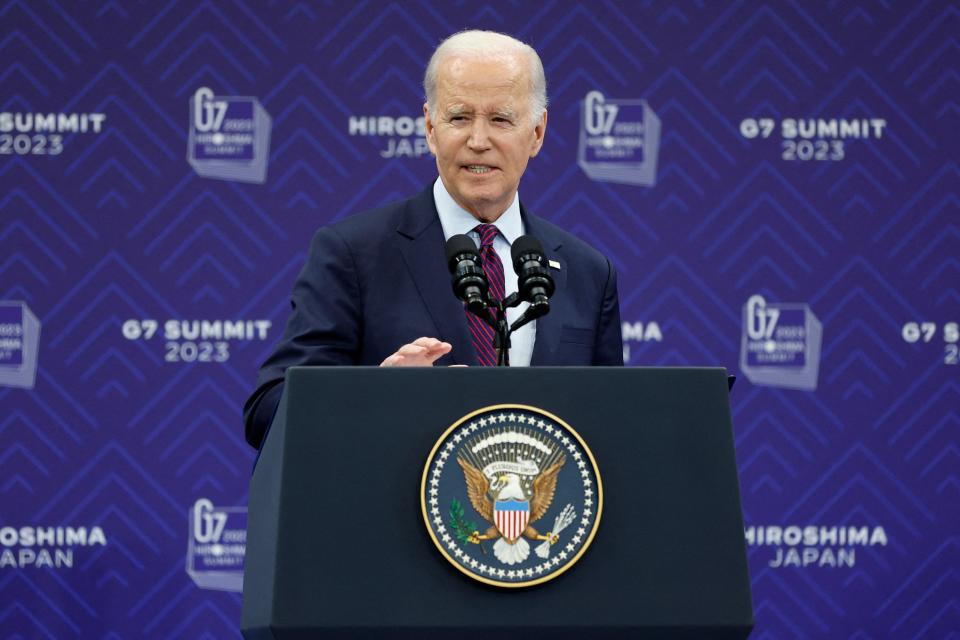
[
  {"left": 397, "top": 188, "right": 477, "bottom": 366},
  {"left": 523, "top": 209, "right": 566, "bottom": 366}
]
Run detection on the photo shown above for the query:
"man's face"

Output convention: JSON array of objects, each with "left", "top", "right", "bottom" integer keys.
[{"left": 424, "top": 54, "right": 547, "bottom": 222}]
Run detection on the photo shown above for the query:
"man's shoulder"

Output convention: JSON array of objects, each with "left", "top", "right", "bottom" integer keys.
[
  {"left": 320, "top": 186, "right": 434, "bottom": 244},
  {"left": 525, "top": 212, "right": 612, "bottom": 272}
]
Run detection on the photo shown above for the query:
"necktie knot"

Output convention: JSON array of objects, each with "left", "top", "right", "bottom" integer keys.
[{"left": 474, "top": 223, "right": 499, "bottom": 250}]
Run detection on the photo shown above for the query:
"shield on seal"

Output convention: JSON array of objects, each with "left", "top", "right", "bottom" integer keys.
[{"left": 494, "top": 499, "right": 530, "bottom": 542}]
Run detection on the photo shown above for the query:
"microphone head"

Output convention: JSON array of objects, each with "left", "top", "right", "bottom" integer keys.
[
  {"left": 511, "top": 234, "right": 554, "bottom": 302},
  {"left": 446, "top": 233, "right": 488, "bottom": 306},
  {"left": 511, "top": 235, "right": 546, "bottom": 272},
  {"left": 446, "top": 234, "right": 479, "bottom": 272}
]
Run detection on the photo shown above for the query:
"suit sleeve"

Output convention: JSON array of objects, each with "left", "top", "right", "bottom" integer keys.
[
  {"left": 593, "top": 257, "right": 624, "bottom": 366},
  {"left": 243, "top": 225, "right": 363, "bottom": 448}
]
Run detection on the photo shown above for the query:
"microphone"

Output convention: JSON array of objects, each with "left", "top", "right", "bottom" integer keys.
[
  {"left": 511, "top": 235, "right": 555, "bottom": 319},
  {"left": 445, "top": 234, "right": 489, "bottom": 314}
]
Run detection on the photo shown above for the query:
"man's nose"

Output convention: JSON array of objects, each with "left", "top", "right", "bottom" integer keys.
[{"left": 467, "top": 119, "right": 492, "bottom": 151}]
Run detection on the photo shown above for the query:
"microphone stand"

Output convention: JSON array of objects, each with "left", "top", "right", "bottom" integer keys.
[
  {"left": 467, "top": 292, "right": 547, "bottom": 367},
  {"left": 467, "top": 293, "right": 511, "bottom": 367},
  {"left": 455, "top": 234, "right": 554, "bottom": 368}
]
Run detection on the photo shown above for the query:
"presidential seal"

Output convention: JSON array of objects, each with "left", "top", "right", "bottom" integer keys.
[{"left": 421, "top": 404, "right": 602, "bottom": 587}]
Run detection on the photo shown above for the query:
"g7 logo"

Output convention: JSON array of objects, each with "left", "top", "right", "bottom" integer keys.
[
  {"left": 584, "top": 91, "right": 619, "bottom": 136},
  {"left": 193, "top": 498, "right": 227, "bottom": 544},
  {"left": 746, "top": 295, "right": 780, "bottom": 341},
  {"left": 193, "top": 87, "right": 227, "bottom": 133}
]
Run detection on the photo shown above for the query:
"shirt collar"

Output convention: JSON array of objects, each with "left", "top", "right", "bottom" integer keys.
[{"left": 434, "top": 177, "right": 523, "bottom": 244}]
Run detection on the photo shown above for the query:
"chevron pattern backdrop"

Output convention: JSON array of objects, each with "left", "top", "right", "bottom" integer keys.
[{"left": 1, "top": 0, "right": 957, "bottom": 637}]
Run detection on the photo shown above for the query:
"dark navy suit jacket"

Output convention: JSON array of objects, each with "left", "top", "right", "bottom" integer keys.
[{"left": 243, "top": 186, "right": 622, "bottom": 448}]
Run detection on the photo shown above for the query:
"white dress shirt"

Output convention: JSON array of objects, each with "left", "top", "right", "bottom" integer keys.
[{"left": 433, "top": 177, "right": 535, "bottom": 366}]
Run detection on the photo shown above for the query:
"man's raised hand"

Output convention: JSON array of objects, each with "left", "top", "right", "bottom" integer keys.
[{"left": 380, "top": 337, "right": 452, "bottom": 367}]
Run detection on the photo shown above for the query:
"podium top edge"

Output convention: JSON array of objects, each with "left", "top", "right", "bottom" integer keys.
[{"left": 286, "top": 366, "right": 732, "bottom": 372}]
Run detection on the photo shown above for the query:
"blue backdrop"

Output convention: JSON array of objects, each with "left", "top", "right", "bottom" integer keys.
[{"left": 1, "top": 1, "right": 957, "bottom": 637}]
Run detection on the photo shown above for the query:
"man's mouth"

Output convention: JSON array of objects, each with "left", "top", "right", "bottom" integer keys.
[{"left": 463, "top": 164, "right": 496, "bottom": 174}]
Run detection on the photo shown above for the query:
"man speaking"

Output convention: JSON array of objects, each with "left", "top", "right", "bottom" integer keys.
[{"left": 243, "top": 30, "right": 623, "bottom": 449}]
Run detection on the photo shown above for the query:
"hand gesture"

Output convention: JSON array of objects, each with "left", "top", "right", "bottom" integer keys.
[{"left": 380, "top": 337, "right": 452, "bottom": 367}]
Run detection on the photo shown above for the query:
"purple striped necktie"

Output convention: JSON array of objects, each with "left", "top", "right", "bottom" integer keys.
[{"left": 465, "top": 223, "right": 505, "bottom": 366}]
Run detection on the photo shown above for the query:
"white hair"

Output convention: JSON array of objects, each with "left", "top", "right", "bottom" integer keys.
[{"left": 423, "top": 30, "right": 548, "bottom": 126}]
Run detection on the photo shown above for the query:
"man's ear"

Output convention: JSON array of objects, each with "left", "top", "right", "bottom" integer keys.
[
  {"left": 529, "top": 109, "right": 547, "bottom": 158},
  {"left": 424, "top": 102, "right": 438, "bottom": 156}
]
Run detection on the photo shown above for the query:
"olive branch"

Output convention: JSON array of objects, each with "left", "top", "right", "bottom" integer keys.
[{"left": 448, "top": 498, "right": 486, "bottom": 554}]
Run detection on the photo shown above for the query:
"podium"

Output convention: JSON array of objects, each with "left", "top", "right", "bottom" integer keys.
[{"left": 242, "top": 367, "right": 753, "bottom": 639}]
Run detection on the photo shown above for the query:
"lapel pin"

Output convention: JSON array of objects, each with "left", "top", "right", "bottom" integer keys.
[{"left": 548, "top": 259, "right": 561, "bottom": 270}]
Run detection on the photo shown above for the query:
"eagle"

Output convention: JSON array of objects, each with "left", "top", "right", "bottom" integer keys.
[{"left": 457, "top": 456, "right": 565, "bottom": 565}]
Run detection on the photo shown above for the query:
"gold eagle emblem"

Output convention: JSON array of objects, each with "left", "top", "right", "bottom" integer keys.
[{"left": 457, "top": 455, "right": 565, "bottom": 565}]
